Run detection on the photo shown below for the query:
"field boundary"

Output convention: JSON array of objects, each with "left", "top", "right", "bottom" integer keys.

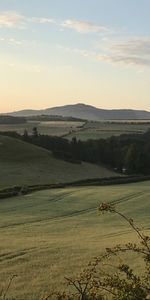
[{"left": 1, "top": 175, "right": 150, "bottom": 200}]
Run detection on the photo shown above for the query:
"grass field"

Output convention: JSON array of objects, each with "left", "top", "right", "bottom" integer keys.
[
  {"left": 0, "top": 135, "right": 117, "bottom": 189},
  {"left": 0, "top": 120, "right": 149, "bottom": 141},
  {"left": 0, "top": 181, "right": 150, "bottom": 299}
]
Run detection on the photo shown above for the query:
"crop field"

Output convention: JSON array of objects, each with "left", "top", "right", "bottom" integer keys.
[
  {"left": 0, "top": 121, "right": 84, "bottom": 137},
  {"left": 0, "top": 181, "right": 150, "bottom": 299},
  {"left": 0, "top": 120, "right": 150, "bottom": 140},
  {"left": 66, "top": 121, "right": 150, "bottom": 140}
]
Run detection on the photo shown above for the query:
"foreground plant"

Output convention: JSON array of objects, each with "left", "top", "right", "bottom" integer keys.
[
  {"left": 51, "top": 203, "right": 150, "bottom": 300},
  {"left": 0, "top": 275, "right": 17, "bottom": 300}
]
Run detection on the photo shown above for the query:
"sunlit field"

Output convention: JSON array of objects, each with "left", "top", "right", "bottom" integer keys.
[{"left": 0, "top": 181, "right": 150, "bottom": 299}]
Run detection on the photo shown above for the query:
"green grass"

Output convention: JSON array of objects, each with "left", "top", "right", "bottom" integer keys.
[
  {"left": 0, "top": 135, "right": 117, "bottom": 189},
  {"left": 0, "top": 181, "right": 150, "bottom": 299}
]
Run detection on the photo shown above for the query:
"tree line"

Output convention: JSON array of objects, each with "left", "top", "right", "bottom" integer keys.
[
  {"left": 0, "top": 115, "right": 26, "bottom": 124},
  {"left": 1, "top": 127, "right": 150, "bottom": 175}
]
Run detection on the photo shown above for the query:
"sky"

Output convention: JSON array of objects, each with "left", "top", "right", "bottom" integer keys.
[{"left": 0, "top": 0, "right": 150, "bottom": 113}]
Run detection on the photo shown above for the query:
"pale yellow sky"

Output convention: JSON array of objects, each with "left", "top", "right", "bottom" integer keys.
[{"left": 1, "top": 55, "right": 149, "bottom": 113}]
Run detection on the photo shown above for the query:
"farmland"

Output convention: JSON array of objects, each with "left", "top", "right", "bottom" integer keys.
[
  {"left": 65, "top": 121, "right": 150, "bottom": 140},
  {"left": 0, "top": 121, "right": 84, "bottom": 137},
  {"left": 0, "top": 121, "right": 150, "bottom": 299},
  {"left": 0, "top": 181, "right": 150, "bottom": 299},
  {"left": 0, "top": 120, "right": 150, "bottom": 141}
]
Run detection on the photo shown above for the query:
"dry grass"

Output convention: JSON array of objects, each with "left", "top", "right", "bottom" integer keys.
[{"left": 0, "top": 181, "right": 150, "bottom": 299}]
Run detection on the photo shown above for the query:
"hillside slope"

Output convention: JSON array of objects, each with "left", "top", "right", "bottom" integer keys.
[
  {"left": 0, "top": 181, "right": 149, "bottom": 299},
  {"left": 0, "top": 135, "right": 117, "bottom": 188},
  {"left": 10, "top": 103, "right": 150, "bottom": 120}
]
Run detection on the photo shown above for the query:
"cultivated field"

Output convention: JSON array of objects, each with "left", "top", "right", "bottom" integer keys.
[
  {"left": 0, "top": 181, "right": 150, "bottom": 299},
  {"left": 0, "top": 121, "right": 84, "bottom": 137},
  {"left": 65, "top": 121, "right": 150, "bottom": 140},
  {"left": 0, "top": 135, "right": 117, "bottom": 189},
  {"left": 0, "top": 120, "right": 150, "bottom": 140}
]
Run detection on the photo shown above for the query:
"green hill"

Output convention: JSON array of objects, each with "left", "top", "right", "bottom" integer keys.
[
  {"left": 0, "top": 135, "right": 117, "bottom": 188},
  {"left": 0, "top": 181, "right": 149, "bottom": 299}
]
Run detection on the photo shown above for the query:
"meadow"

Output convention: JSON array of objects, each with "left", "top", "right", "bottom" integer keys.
[{"left": 0, "top": 181, "right": 150, "bottom": 299}]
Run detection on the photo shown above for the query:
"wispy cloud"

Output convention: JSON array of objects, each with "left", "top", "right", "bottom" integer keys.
[
  {"left": 110, "top": 38, "right": 150, "bottom": 56},
  {"left": 95, "top": 53, "right": 150, "bottom": 67},
  {"left": 59, "top": 36, "right": 150, "bottom": 68},
  {"left": 2, "top": 10, "right": 149, "bottom": 68},
  {"left": 31, "top": 17, "right": 109, "bottom": 34},
  {"left": 0, "top": 11, "right": 56, "bottom": 29},
  {"left": 0, "top": 10, "right": 110, "bottom": 34},
  {"left": 61, "top": 19, "right": 109, "bottom": 33},
  {"left": 0, "top": 11, "right": 25, "bottom": 28},
  {"left": 103, "top": 38, "right": 150, "bottom": 67},
  {"left": 0, "top": 36, "right": 37, "bottom": 47},
  {"left": 31, "top": 17, "right": 56, "bottom": 25},
  {"left": 0, "top": 37, "right": 24, "bottom": 45}
]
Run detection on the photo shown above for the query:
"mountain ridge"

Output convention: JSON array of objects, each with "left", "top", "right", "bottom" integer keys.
[{"left": 5, "top": 103, "right": 150, "bottom": 120}]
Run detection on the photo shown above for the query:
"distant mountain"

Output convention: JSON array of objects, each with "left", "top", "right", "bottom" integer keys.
[{"left": 8, "top": 103, "right": 150, "bottom": 120}]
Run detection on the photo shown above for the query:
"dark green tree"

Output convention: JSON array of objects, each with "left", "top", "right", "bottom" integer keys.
[
  {"left": 32, "top": 127, "right": 39, "bottom": 137},
  {"left": 124, "top": 144, "right": 138, "bottom": 174},
  {"left": 23, "top": 129, "right": 29, "bottom": 141}
]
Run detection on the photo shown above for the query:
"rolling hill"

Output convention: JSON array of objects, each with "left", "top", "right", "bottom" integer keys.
[
  {"left": 9, "top": 103, "right": 150, "bottom": 120},
  {"left": 0, "top": 135, "right": 117, "bottom": 188}
]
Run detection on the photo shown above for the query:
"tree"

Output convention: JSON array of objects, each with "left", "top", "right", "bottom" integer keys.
[
  {"left": 124, "top": 144, "right": 138, "bottom": 174},
  {"left": 23, "top": 129, "right": 29, "bottom": 141},
  {"left": 32, "top": 127, "right": 39, "bottom": 137}
]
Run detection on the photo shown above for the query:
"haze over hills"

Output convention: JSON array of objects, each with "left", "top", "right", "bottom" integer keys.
[{"left": 9, "top": 103, "right": 150, "bottom": 120}]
